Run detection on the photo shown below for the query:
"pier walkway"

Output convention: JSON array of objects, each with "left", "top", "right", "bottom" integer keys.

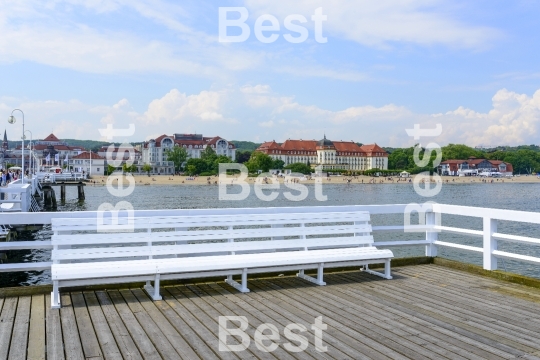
[{"left": 1, "top": 264, "right": 540, "bottom": 359}]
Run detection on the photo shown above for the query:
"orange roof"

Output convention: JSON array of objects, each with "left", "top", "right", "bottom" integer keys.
[
  {"left": 256, "top": 139, "right": 388, "bottom": 157},
  {"left": 334, "top": 142, "right": 364, "bottom": 152},
  {"left": 43, "top": 133, "right": 60, "bottom": 142},
  {"left": 72, "top": 152, "right": 104, "bottom": 160},
  {"left": 148, "top": 134, "right": 235, "bottom": 148},
  {"left": 281, "top": 140, "right": 318, "bottom": 151}
]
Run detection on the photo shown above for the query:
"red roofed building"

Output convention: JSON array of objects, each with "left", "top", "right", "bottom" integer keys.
[
  {"left": 256, "top": 136, "right": 388, "bottom": 171},
  {"left": 13, "top": 133, "right": 86, "bottom": 168},
  {"left": 439, "top": 158, "right": 514, "bottom": 176},
  {"left": 142, "top": 134, "right": 236, "bottom": 174},
  {"left": 69, "top": 152, "right": 105, "bottom": 175}
]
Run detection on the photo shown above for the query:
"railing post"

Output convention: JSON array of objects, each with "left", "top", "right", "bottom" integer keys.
[
  {"left": 483, "top": 217, "right": 498, "bottom": 270},
  {"left": 425, "top": 211, "right": 438, "bottom": 257}
]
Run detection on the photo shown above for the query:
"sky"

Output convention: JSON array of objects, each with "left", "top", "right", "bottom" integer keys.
[{"left": 1, "top": 0, "right": 540, "bottom": 147}]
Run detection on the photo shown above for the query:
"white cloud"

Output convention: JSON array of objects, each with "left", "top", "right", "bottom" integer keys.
[
  {"left": 243, "top": 0, "right": 499, "bottom": 49},
  {"left": 2, "top": 85, "right": 538, "bottom": 147},
  {"left": 141, "top": 89, "right": 235, "bottom": 125}
]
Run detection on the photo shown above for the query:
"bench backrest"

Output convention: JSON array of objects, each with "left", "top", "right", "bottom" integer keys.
[{"left": 51, "top": 211, "right": 373, "bottom": 263}]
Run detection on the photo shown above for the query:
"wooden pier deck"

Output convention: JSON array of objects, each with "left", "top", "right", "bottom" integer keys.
[{"left": 1, "top": 264, "right": 540, "bottom": 360}]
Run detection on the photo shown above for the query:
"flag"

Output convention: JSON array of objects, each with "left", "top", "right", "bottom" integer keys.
[
  {"left": 54, "top": 154, "right": 59, "bottom": 163},
  {"left": 45, "top": 153, "right": 50, "bottom": 163},
  {"left": 64, "top": 154, "right": 68, "bottom": 162}
]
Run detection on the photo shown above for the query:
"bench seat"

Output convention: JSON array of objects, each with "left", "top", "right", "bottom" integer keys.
[{"left": 50, "top": 210, "right": 394, "bottom": 308}]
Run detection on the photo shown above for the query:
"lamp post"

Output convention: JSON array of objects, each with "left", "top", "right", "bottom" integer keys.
[
  {"left": 8, "top": 109, "right": 24, "bottom": 183},
  {"left": 24, "top": 130, "right": 32, "bottom": 175}
]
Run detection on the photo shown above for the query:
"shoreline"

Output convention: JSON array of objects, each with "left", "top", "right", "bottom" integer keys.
[{"left": 87, "top": 174, "right": 540, "bottom": 186}]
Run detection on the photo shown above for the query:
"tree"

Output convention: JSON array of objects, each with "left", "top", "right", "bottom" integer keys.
[
  {"left": 236, "top": 150, "right": 252, "bottom": 164},
  {"left": 165, "top": 146, "right": 189, "bottom": 172},
  {"left": 186, "top": 165, "right": 197, "bottom": 176},
  {"left": 107, "top": 164, "right": 116, "bottom": 175},
  {"left": 122, "top": 163, "right": 137, "bottom": 173},
  {"left": 201, "top": 146, "right": 217, "bottom": 162},
  {"left": 142, "top": 164, "right": 152, "bottom": 176},
  {"left": 272, "top": 158, "right": 285, "bottom": 170},
  {"left": 284, "top": 162, "right": 312, "bottom": 175},
  {"left": 245, "top": 152, "right": 274, "bottom": 173},
  {"left": 441, "top": 144, "right": 483, "bottom": 161}
]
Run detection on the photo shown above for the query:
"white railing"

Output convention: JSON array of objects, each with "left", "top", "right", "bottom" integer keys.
[
  {"left": 0, "top": 204, "right": 539, "bottom": 274},
  {"left": 36, "top": 172, "right": 86, "bottom": 182},
  {"left": 0, "top": 184, "right": 32, "bottom": 212}
]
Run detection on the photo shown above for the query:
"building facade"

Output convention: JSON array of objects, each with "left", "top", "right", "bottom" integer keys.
[
  {"left": 439, "top": 157, "right": 514, "bottom": 176},
  {"left": 142, "top": 134, "right": 236, "bottom": 174},
  {"left": 257, "top": 136, "right": 388, "bottom": 171},
  {"left": 13, "top": 133, "right": 86, "bottom": 168},
  {"left": 69, "top": 152, "right": 105, "bottom": 176}
]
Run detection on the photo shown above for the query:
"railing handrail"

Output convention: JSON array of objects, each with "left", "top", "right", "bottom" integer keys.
[{"left": 0, "top": 203, "right": 539, "bottom": 275}]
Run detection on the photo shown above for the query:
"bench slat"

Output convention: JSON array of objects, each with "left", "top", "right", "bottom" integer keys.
[
  {"left": 52, "top": 247, "right": 392, "bottom": 280},
  {"left": 51, "top": 224, "right": 372, "bottom": 246},
  {"left": 51, "top": 212, "right": 370, "bottom": 232},
  {"left": 52, "top": 236, "right": 374, "bottom": 261}
]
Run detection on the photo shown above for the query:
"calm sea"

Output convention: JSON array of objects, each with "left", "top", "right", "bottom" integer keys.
[{"left": 3, "top": 181, "right": 540, "bottom": 287}]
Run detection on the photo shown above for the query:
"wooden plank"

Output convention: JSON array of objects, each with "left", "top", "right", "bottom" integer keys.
[
  {"left": 161, "top": 287, "right": 241, "bottom": 359},
  {"left": 8, "top": 296, "right": 31, "bottom": 360},
  {"left": 397, "top": 266, "right": 540, "bottom": 331},
  {"left": 0, "top": 297, "right": 18, "bottom": 359},
  {"left": 250, "top": 278, "right": 436, "bottom": 360},
  {"left": 106, "top": 290, "right": 161, "bottom": 360},
  {"left": 275, "top": 276, "right": 481, "bottom": 360},
  {"left": 280, "top": 274, "right": 502, "bottom": 360},
  {"left": 118, "top": 289, "right": 185, "bottom": 359},
  {"left": 404, "top": 266, "right": 540, "bottom": 318},
  {"left": 94, "top": 291, "right": 143, "bottom": 360},
  {"left": 45, "top": 294, "right": 65, "bottom": 360},
  {"left": 152, "top": 290, "right": 223, "bottom": 360},
  {"left": 27, "top": 295, "right": 46, "bottom": 360},
  {"left": 186, "top": 283, "right": 296, "bottom": 360},
  {"left": 83, "top": 292, "right": 123, "bottom": 360},
  {"left": 173, "top": 284, "right": 281, "bottom": 360},
  {"left": 337, "top": 271, "right": 529, "bottom": 358},
  {"left": 199, "top": 283, "right": 313, "bottom": 360},
  {"left": 388, "top": 269, "right": 540, "bottom": 337},
  {"left": 60, "top": 294, "right": 84, "bottom": 360},
  {"left": 130, "top": 289, "right": 201, "bottom": 359},
  {"left": 70, "top": 293, "right": 104, "bottom": 359},
  {"left": 213, "top": 281, "right": 391, "bottom": 360},
  {"left": 330, "top": 271, "right": 517, "bottom": 359}
]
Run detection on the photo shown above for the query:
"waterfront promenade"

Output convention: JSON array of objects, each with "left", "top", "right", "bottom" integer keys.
[{"left": 1, "top": 263, "right": 540, "bottom": 359}]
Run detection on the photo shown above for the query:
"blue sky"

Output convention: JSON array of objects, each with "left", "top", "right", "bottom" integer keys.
[{"left": 1, "top": 0, "right": 540, "bottom": 146}]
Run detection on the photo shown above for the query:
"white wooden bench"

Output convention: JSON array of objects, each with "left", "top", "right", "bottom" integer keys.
[{"left": 50, "top": 210, "right": 393, "bottom": 308}]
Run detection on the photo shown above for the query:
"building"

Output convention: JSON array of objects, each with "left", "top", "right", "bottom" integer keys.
[
  {"left": 97, "top": 145, "right": 142, "bottom": 172},
  {"left": 13, "top": 133, "right": 86, "bottom": 168},
  {"left": 439, "top": 157, "right": 513, "bottom": 176},
  {"left": 256, "top": 136, "right": 388, "bottom": 171},
  {"left": 69, "top": 152, "right": 105, "bottom": 176},
  {"left": 142, "top": 134, "right": 236, "bottom": 174}
]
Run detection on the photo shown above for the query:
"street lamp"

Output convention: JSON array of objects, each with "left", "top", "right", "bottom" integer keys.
[
  {"left": 24, "top": 130, "right": 32, "bottom": 175},
  {"left": 8, "top": 109, "right": 25, "bottom": 182}
]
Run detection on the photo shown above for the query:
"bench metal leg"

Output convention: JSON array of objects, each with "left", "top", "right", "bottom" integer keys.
[
  {"left": 297, "top": 263, "right": 326, "bottom": 286},
  {"left": 51, "top": 281, "right": 61, "bottom": 309},
  {"left": 364, "top": 260, "right": 393, "bottom": 280},
  {"left": 225, "top": 269, "right": 250, "bottom": 293},
  {"left": 144, "top": 274, "right": 163, "bottom": 301}
]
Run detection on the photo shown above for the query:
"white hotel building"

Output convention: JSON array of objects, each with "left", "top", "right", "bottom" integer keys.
[
  {"left": 142, "top": 134, "right": 236, "bottom": 173},
  {"left": 257, "top": 136, "right": 388, "bottom": 171}
]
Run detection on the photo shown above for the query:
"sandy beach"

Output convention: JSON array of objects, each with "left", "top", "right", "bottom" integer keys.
[{"left": 87, "top": 174, "right": 540, "bottom": 186}]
